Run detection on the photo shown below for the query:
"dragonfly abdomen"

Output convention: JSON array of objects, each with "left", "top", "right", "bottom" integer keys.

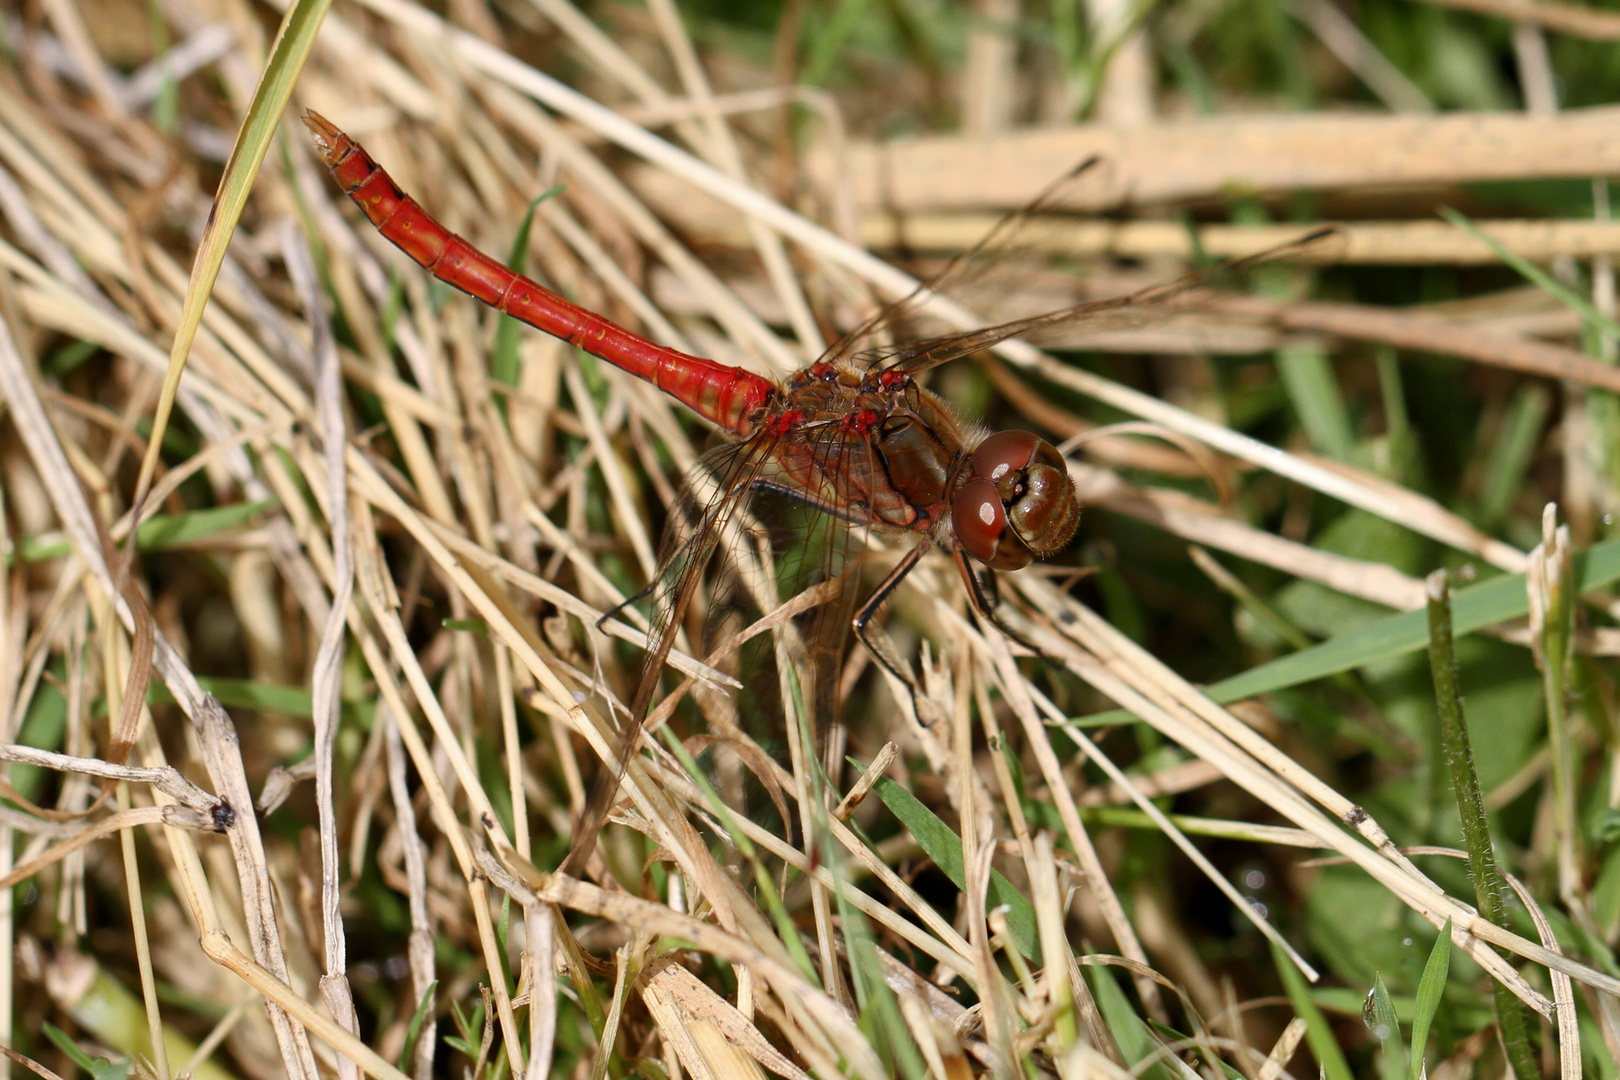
[{"left": 305, "top": 111, "right": 773, "bottom": 436}]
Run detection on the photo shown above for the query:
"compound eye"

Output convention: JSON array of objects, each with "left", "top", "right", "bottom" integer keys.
[
  {"left": 952, "top": 478, "right": 1035, "bottom": 570},
  {"left": 961, "top": 431, "right": 1081, "bottom": 561},
  {"left": 971, "top": 431, "right": 1043, "bottom": 488}
]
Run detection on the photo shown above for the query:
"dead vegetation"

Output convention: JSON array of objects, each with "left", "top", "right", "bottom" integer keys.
[{"left": 0, "top": 0, "right": 1618, "bottom": 1078}]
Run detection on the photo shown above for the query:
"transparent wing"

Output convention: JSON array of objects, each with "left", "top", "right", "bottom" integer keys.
[
  {"left": 560, "top": 426, "right": 785, "bottom": 874},
  {"left": 816, "top": 158, "right": 1108, "bottom": 371},
  {"left": 560, "top": 415, "right": 886, "bottom": 869},
  {"left": 879, "top": 227, "right": 1340, "bottom": 377}
]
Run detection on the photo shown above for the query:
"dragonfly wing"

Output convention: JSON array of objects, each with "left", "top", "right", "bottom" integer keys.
[
  {"left": 883, "top": 288, "right": 1198, "bottom": 375},
  {"left": 561, "top": 414, "right": 909, "bottom": 873},
  {"left": 882, "top": 226, "right": 1341, "bottom": 377},
  {"left": 818, "top": 160, "right": 1111, "bottom": 370},
  {"left": 559, "top": 429, "right": 783, "bottom": 876}
]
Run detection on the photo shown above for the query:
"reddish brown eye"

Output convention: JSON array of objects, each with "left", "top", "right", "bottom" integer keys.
[
  {"left": 952, "top": 430, "right": 1081, "bottom": 568},
  {"left": 971, "top": 430, "right": 1044, "bottom": 484},
  {"left": 952, "top": 477, "right": 1032, "bottom": 569}
]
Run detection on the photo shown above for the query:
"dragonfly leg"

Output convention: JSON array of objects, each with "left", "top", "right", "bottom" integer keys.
[
  {"left": 595, "top": 577, "right": 659, "bottom": 634},
  {"left": 852, "top": 539, "right": 930, "bottom": 713},
  {"left": 952, "top": 544, "right": 1042, "bottom": 656}
]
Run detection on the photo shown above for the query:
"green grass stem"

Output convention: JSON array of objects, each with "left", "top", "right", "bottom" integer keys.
[{"left": 1425, "top": 570, "right": 1539, "bottom": 1080}]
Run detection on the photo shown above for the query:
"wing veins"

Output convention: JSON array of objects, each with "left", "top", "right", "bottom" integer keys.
[
  {"left": 885, "top": 226, "right": 1339, "bottom": 375},
  {"left": 560, "top": 428, "right": 784, "bottom": 875}
]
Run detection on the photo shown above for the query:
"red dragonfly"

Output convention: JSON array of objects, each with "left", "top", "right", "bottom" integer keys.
[
  {"left": 306, "top": 112, "right": 1084, "bottom": 668},
  {"left": 307, "top": 112, "right": 1106, "bottom": 865}
]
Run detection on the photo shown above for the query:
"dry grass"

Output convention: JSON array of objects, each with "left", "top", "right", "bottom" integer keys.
[{"left": 0, "top": 0, "right": 1618, "bottom": 1079}]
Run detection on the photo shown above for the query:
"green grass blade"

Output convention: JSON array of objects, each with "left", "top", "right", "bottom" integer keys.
[
  {"left": 1370, "top": 973, "right": 1406, "bottom": 1080},
  {"left": 1441, "top": 206, "right": 1620, "bottom": 342},
  {"left": 838, "top": 884, "right": 927, "bottom": 1080},
  {"left": 143, "top": 0, "right": 179, "bottom": 132},
  {"left": 491, "top": 185, "right": 566, "bottom": 396},
  {"left": 657, "top": 726, "right": 819, "bottom": 983},
  {"left": 1077, "top": 535, "right": 1620, "bottom": 724},
  {"left": 139, "top": 676, "right": 371, "bottom": 725},
  {"left": 1272, "top": 940, "right": 1354, "bottom": 1080},
  {"left": 128, "top": 0, "right": 332, "bottom": 521},
  {"left": 132, "top": 498, "right": 278, "bottom": 549},
  {"left": 14, "top": 499, "right": 278, "bottom": 563},
  {"left": 1277, "top": 343, "right": 1355, "bottom": 461},
  {"left": 1085, "top": 965, "right": 1175, "bottom": 1080},
  {"left": 1425, "top": 572, "right": 1538, "bottom": 1080},
  {"left": 1476, "top": 386, "right": 1550, "bottom": 531},
  {"left": 397, "top": 979, "right": 439, "bottom": 1072},
  {"left": 872, "top": 775, "right": 1038, "bottom": 958},
  {"left": 1375, "top": 346, "right": 1418, "bottom": 484},
  {"left": 802, "top": 0, "right": 879, "bottom": 87},
  {"left": 1206, "top": 536, "right": 1620, "bottom": 702},
  {"left": 1409, "top": 918, "right": 1452, "bottom": 1080}
]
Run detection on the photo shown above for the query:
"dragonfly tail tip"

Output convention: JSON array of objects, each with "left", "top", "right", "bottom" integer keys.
[{"left": 300, "top": 110, "right": 344, "bottom": 160}]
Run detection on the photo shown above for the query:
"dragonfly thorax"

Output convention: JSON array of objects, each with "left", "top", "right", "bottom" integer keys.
[
  {"left": 768, "top": 363, "right": 970, "bottom": 536},
  {"left": 768, "top": 363, "right": 1081, "bottom": 568}
]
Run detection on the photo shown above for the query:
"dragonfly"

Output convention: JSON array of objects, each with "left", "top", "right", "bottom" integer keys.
[
  {"left": 306, "top": 109, "right": 1086, "bottom": 662},
  {"left": 305, "top": 111, "right": 1285, "bottom": 868}
]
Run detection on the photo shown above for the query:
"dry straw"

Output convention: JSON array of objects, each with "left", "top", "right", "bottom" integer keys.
[{"left": 0, "top": 0, "right": 1616, "bottom": 1078}]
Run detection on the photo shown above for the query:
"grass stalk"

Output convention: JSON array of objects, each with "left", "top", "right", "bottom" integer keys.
[{"left": 1425, "top": 569, "right": 1539, "bottom": 1080}]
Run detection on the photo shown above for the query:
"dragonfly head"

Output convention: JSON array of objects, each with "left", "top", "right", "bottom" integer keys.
[{"left": 952, "top": 431, "right": 1081, "bottom": 571}]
